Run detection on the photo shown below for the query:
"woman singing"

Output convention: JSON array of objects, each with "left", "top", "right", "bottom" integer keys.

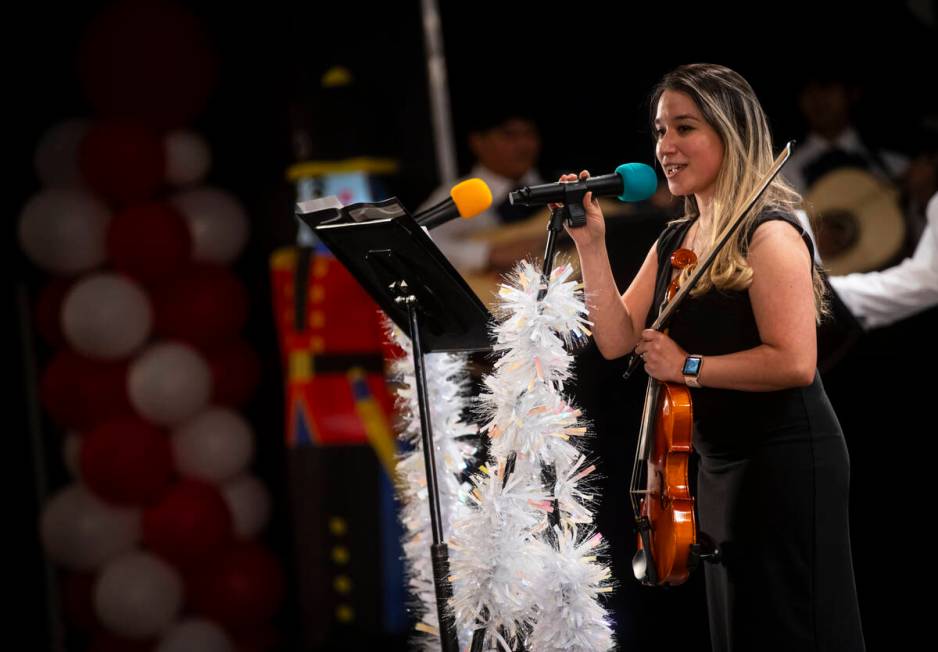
[{"left": 561, "top": 63, "right": 865, "bottom": 650}]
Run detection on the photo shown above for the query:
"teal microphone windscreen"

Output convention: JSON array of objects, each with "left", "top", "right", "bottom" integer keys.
[{"left": 615, "top": 163, "right": 658, "bottom": 202}]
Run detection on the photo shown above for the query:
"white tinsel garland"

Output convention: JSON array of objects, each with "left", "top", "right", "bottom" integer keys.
[
  {"left": 448, "top": 460, "right": 550, "bottom": 646},
  {"left": 526, "top": 525, "right": 616, "bottom": 652},
  {"left": 449, "top": 259, "right": 615, "bottom": 651}
]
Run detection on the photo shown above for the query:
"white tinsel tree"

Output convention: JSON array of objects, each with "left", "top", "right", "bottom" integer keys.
[
  {"left": 386, "top": 319, "right": 479, "bottom": 649},
  {"left": 449, "top": 259, "right": 616, "bottom": 651}
]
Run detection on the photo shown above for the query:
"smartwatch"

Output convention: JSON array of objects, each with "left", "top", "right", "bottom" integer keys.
[{"left": 682, "top": 355, "right": 703, "bottom": 388}]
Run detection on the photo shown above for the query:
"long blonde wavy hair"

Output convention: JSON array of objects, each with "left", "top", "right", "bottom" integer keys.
[{"left": 649, "top": 63, "right": 829, "bottom": 321}]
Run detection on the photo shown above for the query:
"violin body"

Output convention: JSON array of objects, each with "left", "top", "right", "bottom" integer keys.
[
  {"left": 635, "top": 380, "right": 696, "bottom": 585},
  {"left": 632, "top": 247, "right": 708, "bottom": 586}
]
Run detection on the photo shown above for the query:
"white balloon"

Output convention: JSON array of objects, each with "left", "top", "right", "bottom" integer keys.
[
  {"left": 94, "top": 551, "right": 183, "bottom": 639},
  {"left": 63, "top": 432, "right": 82, "bottom": 479},
  {"left": 156, "top": 618, "right": 234, "bottom": 652},
  {"left": 34, "top": 118, "right": 90, "bottom": 188},
  {"left": 221, "top": 474, "right": 271, "bottom": 539},
  {"left": 61, "top": 273, "right": 153, "bottom": 360},
  {"left": 170, "top": 187, "right": 249, "bottom": 264},
  {"left": 40, "top": 484, "right": 140, "bottom": 571},
  {"left": 128, "top": 342, "right": 212, "bottom": 426},
  {"left": 165, "top": 130, "right": 212, "bottom": 187},
  {"left": 172, "top": 407, "right": 255, "bottom": 482},
  {"left": 18, "top": 188, "right": 111, "bottom": 275}
]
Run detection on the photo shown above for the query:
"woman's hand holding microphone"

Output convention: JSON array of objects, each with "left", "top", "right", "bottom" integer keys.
[{"left": 551, "top": 170, "right": 607, "bottom": 250}]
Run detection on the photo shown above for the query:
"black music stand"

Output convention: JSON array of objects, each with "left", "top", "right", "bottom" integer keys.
[{"left": 296, "top": 196, "right": 493, "bottom": 652}]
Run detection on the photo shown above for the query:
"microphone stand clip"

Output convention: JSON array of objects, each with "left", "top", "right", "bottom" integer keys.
[{"left": 511, "top": 180, "right": 591, "bottom": 228}]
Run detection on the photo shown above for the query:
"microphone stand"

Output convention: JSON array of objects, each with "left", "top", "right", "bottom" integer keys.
[
  {"left": 469, "top": 204, "right": 576, "bottom": 652},
  {"left": 536, "top": 204, "right": 576, "bottom": 538}
]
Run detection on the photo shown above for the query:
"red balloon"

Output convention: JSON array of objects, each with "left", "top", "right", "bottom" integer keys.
[
  {"left": 78, "top": 0, "right": 218, "bottom": 129},
  {"left": 203, "top": 339, "right": 261, "bottom": 407},
  {"left": 35, "top": 278, "right": 74, "bottom": 347},
  {"left": 81, "top": 417, "right": 174, "bottom": 506},
  {"left": 79, "top": 121, "right": 165, "bottom": 205},
  {"left": 107, "top": 202, "right": 192, "bottom": 284},
  {"left": 142, "top": 479, "right": 232, "bottom": 569},
  {"left": 40, "top": 350, "right": 133, "bottom": 430},
  {"left": 61, "top": 572, "right": 99, "bottom": 631},
  {"left": 188, "top": 542, "right": 285, "bottom": 629},
  {"left": 152, "top": 264, "right": 249, "bottom": 347}
]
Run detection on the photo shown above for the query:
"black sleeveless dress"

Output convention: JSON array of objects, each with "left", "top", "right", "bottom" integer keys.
[{"left": 647, "top": 211, "right": 865, "bottom": 651}]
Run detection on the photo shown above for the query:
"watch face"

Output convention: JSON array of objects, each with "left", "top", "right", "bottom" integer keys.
[{"left": 683, "top": 356, "right": 701, "bottom": 375}]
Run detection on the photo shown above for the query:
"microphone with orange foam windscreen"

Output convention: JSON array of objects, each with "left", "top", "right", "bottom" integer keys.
[{"left": 415, "top": 178, "right": 493, "bottom": 229}]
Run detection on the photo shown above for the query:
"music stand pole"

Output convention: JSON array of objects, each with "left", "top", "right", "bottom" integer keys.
[
  {"left": 393, "top": 285, "right": 459, "bottom": 652},
  {"left": 300, "top": 197, "right": 494, "bottom": 652}
]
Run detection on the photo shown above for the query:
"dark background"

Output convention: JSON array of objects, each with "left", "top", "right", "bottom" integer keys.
[{"left": 11, "top": 1, "right": 937, "bottom": 650}]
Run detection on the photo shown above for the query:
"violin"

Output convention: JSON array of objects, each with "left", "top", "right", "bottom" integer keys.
[
  {"left": 631, "top": 246, "right": 721, "bottom": 586},
  {"left": 629, "top": 142, "right": 795, "bottom": 586}
]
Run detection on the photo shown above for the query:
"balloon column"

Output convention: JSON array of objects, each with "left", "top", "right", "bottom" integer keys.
[{"left": 22, "top": 2, "right": 281, "bottom": 649}]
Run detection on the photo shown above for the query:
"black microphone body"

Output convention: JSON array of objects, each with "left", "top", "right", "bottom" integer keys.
[
  {"left": 509, "top": 162, "right": 657, "bottom": 211},
  {"left": 509, "top": 173, "right": 623, "bottom": 206},
  {"left": 415, "top": 197, "right": 460, "bottom": 229}
]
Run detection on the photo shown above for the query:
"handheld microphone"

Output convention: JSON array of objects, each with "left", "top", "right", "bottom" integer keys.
[
  {"left": 415, "top": 178, "right": 493, "bottom": 229},
  {"left": 508, "top": 163, "right": 657, "bottom": 207}
]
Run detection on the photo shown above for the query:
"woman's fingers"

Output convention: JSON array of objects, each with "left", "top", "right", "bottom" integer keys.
[{"left": 577, "top": 171, "right": 601, "bottom": 208}]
